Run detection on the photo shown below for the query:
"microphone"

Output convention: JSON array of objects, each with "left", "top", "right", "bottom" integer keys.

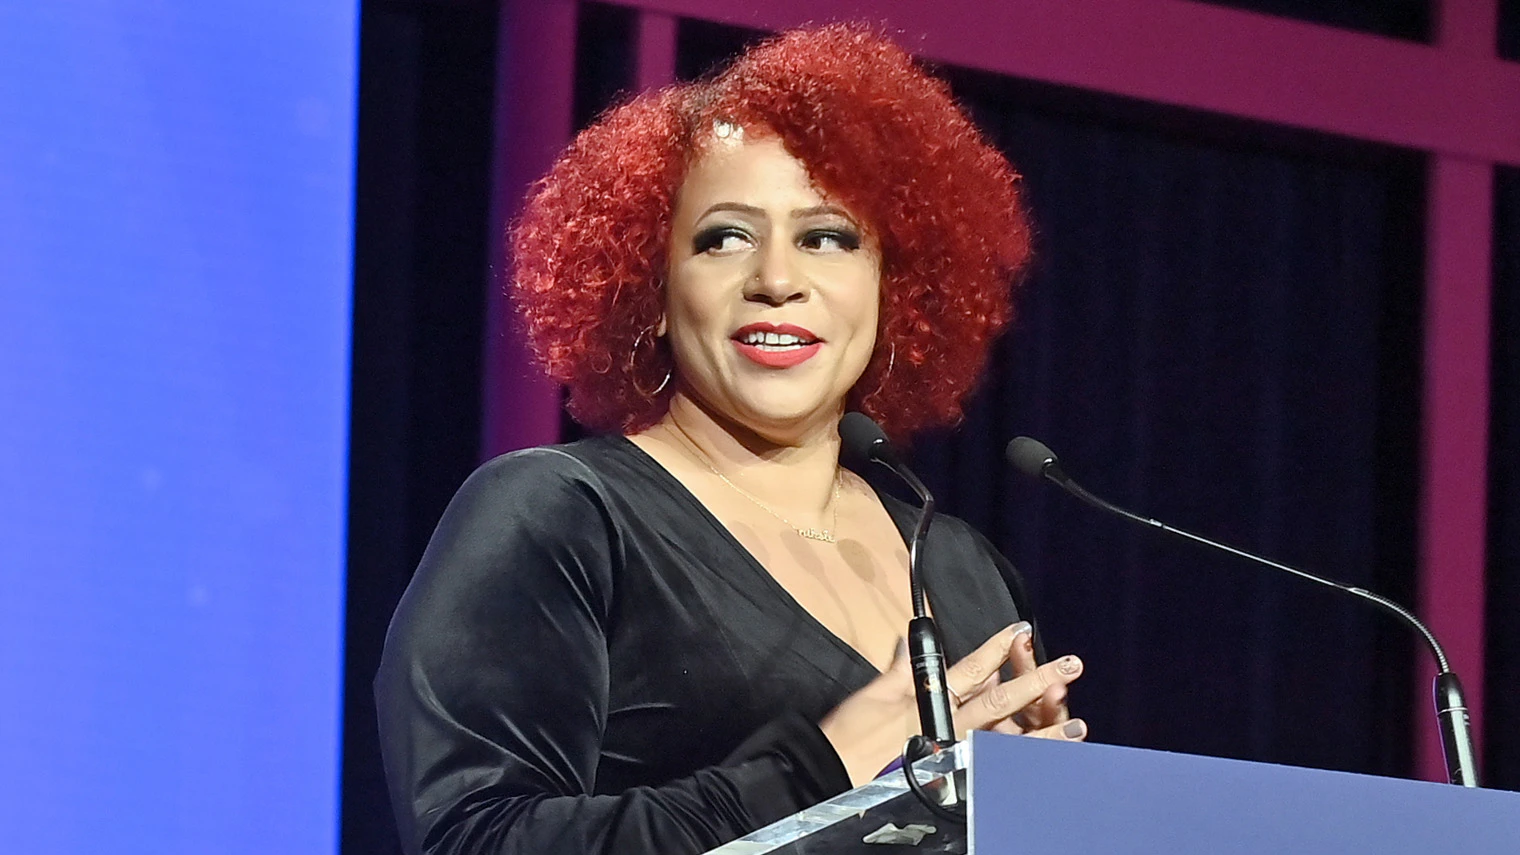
[
  {"left": 841, "top": 413, "right": 955, "bottom": 747},
  {"left": 1005, "top": 436, "right": 1480, "bottom": 787}
]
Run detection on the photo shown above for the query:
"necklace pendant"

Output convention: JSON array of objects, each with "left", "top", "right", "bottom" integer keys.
[{"left": 797, "top": 527, "right": 836, "bottom": 543}]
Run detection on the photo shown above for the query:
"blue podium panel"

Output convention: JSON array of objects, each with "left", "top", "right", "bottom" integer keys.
[{"left": 969, "top": 732, "right": 1520, "bottom": 854}]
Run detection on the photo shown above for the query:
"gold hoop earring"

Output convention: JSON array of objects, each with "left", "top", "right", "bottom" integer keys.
[
  {"left": 630, "top": 325, "right": 673, "bottom": 399},
  {"left": 863, "top": 342, "right": 895, "bottom": 405}
]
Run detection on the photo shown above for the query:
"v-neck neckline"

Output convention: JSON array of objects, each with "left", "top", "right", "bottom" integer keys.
[{"left": 610, "top": 434, "right": 923, "bottom": 678}]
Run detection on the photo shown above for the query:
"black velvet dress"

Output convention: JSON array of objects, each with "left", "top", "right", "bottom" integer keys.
[{"left": 375, "top": 435, "right": 1034, "bottom": 855}]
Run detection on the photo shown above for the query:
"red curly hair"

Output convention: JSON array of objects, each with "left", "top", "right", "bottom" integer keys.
[{"left": 510, "top": 24, "right": 1031, "bottom": 438}]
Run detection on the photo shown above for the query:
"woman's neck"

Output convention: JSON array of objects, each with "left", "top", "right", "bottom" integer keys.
[{"left": 645, "top": 393, "right": 844, "bottom": 515}]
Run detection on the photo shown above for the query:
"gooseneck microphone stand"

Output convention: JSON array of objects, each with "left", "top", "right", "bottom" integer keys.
[
  {"left": 841, "top": 413, "right": 965, "bottom": 822},
  {"left": 841, "top": 413, "right": 955, "bottom": 747},
  {"left": 1006, "top": 436, "right": 1480, "bottom": 788}
]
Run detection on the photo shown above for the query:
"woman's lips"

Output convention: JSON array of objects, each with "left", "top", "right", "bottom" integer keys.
[
  {"left": 731, "top": 322, "right": 822, "bottom": 368},
  {"left": 732, "top": 340, "right": 823, "bottom": 368}
]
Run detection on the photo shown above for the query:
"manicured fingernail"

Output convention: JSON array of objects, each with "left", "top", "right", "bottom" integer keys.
[
  {"left": 1063, "top": 719, "right": 1087, "bottom": 739},
  {"left": 1056, "top": 655, "right": 1082, "bottom": 676},
  {"left": 1008, "top": 622, "right": 1033, "bottom": 655}
]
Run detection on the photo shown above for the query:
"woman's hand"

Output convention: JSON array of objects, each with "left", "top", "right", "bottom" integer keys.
[
  {"left": 819, "top": 624, "right": 1087, "bottom": 786},
  {"left": 957, "top": 622, "right": 1077, "bottom": 736},
  {"left": 1001, "top": 622, "right": 1073, "bottom": 734}
]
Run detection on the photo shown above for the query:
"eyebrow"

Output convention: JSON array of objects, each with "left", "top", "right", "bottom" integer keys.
[{"left": 698, "top": 202, "right": 856, "bottom": 221}]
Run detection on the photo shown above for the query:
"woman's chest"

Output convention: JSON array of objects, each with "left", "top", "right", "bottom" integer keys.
[
  {"left": 729, "top": 520, "right": 914, "bottom": 672},
  {"left": 593, "top": 532, "right": 879, "bottom": 792}
]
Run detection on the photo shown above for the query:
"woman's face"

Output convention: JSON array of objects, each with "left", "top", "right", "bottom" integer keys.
[{"left": 662, "top": 133, "right": 881, "bottom": 439}]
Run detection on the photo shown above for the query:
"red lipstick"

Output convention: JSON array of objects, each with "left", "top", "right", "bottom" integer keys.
[{"left": 731, "top": 322, "right": 823, "bottom": 369}]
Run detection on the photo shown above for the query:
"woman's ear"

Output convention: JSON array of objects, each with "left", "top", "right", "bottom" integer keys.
[{"left": 656, "top": 315, "right": 667, "bottom": 337}]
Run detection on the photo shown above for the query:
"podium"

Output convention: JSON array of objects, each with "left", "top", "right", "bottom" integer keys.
[{"left": 704, "top": 732, "right": 1520, "bottom": 854}]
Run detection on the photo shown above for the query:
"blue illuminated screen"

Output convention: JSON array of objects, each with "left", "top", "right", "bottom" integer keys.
[{"left": 0, "top": 4, "right": 356, "bottom": 853}]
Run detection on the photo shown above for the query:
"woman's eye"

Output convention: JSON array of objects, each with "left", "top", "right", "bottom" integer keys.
[
  {"left": 802, "top": 228, "right": 861, "bottom": 252},
  {"left": 693, "top": 227, "right": 751, "bottom": 254}
]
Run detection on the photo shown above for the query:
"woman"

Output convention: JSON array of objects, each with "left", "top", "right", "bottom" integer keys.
[{"left": 376, "top": 24, "right": 1086, "bottom": 855}]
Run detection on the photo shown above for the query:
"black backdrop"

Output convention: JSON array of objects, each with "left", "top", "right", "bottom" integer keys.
[
  {"left": 343, "top": 3, "right": 1520, "bottom": 852},
  {"left": 1486, "top": 166, "right": 1520, "bottom": 792},
  {"left": 915, "top": 80, "right": 1425, "bottom": 773},
  {"left": 344, "top": 2, "right": 496, "bottom": 851}
]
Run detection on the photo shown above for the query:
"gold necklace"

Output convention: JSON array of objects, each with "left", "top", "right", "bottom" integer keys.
[{"left": 674, "top": 430, "right": 842, "bottom": 543}]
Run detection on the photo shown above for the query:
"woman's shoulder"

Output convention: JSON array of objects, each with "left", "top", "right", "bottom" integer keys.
[
  {"left": 443, "top": 436, "right": 677, "bottom": 544},
  {"left": 405, "top": 438, "right": 642, "bottom": 616},
  {"left": 464, "top": 435, "right": 639, "bottom": 497}
]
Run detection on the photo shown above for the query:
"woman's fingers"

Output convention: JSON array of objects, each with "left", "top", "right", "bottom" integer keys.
[
  {"left": 990, "top": 717, "right": 1023, "bottom": 735},
  {"left": 1006, "top": 621, "right": 1038, "bottom": 678},
  {"left": 945, "top": 622, "right": 1025, "bottom": 702},
  {"left": 955, "top": 654, "right": 1084, "bottom": 732},
  {"left": 822, "top": 632, "right": 1086, "bottom": 787},
  {"left": 1006, "top": 623, "right": 1070, "bottom": 729},
  {"left": 1024, "top": 718, "right": 1088, "bottom": 742}
]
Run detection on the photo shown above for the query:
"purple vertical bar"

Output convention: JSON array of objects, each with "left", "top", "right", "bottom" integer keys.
[
  {"left": 481, "top": 0, "right": 578, "bottom": 459},
  {"left": 635, "top": 10, "right": 678, "bottom": 91},
  {"left": 1414, "top": 0, "right": 1497, "bottom": 785},
  {"left": 1418, "top": 154, "right": 1494, "bottom": 781}
]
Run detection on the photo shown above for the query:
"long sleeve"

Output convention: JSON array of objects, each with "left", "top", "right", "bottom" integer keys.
[{"left": 374, "top": 449, "right": 851, "bottom": 855}]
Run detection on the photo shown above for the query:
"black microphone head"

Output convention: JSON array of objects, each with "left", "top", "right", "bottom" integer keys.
[
  {"left": 839, "top": 411, "right": 893, "bottom": 470},
  {"left": 1005, "top": 436, "right": 1059, "bottom": 480}
]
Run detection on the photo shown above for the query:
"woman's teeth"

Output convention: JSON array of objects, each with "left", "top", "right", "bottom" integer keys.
[{"left": 741, "top": 331, "right": 810, "bottom": 348}]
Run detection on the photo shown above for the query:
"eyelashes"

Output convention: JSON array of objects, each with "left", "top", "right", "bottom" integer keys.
[
  {"left": 691, "top": 224, "right": 863, "bottom": 254},
  {"left": 805, "top": 228, "right": 861, "bottom": 252},
  {"left": 692, "top": 225, "right": 749, "bottom": 254}
]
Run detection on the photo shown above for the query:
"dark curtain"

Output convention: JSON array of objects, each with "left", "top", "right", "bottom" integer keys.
[
  {"left": 1503, "top": 0, "right": 1520, "bottom": 61},
  {"left": 1487, "top": 166, "right": 1520, "bottom": 792},
  {"left": 344, "top": 2, "right": 499, "bottom": 853},
  {"left": 1196, "top": 0, "right": 1428, "bottom": 40},
  {"left": 912, "top": 72, "right": 1424, "bottom": 777}
]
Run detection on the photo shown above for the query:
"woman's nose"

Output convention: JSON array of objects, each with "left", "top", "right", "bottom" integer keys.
[{"left": 745, "top": 241, "right": 807, "bottom": 305}]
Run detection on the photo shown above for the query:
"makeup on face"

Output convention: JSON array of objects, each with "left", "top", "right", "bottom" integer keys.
[
  {"left": 731, "top": 321, "right": 823, "bottom": 368},
  {"left": 661, "top": 135, "right": 881, "bottom": 432}
]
